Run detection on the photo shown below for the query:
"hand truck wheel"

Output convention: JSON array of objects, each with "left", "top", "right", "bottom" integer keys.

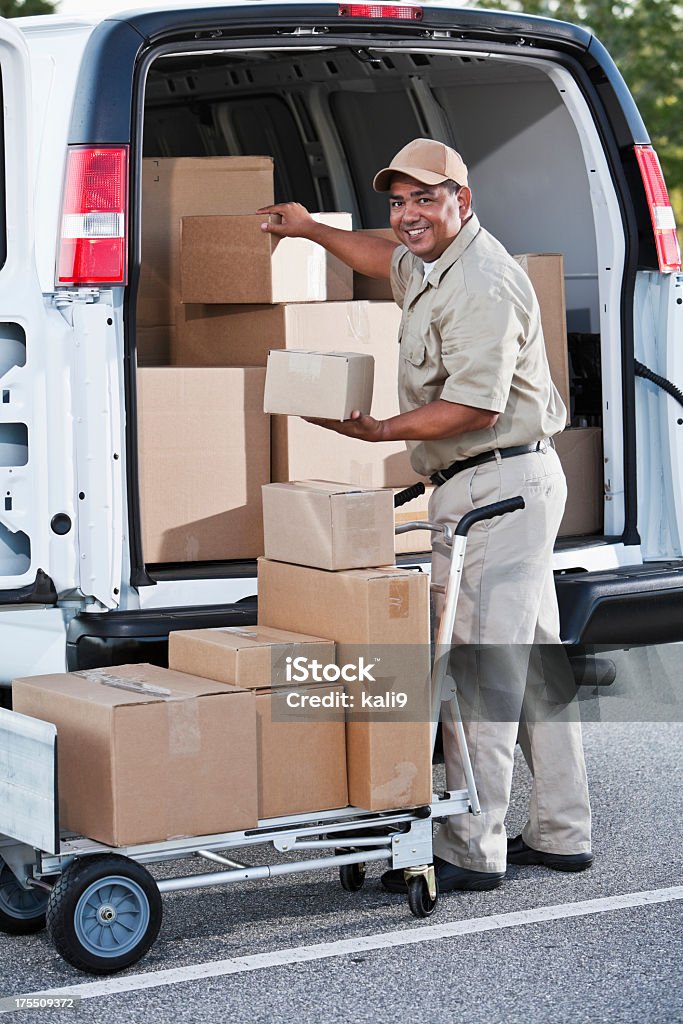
[
  {"left": 46, "top": 854, "right": 162, "bottom": 974},
  {"left": 0, "top": 863, "right": 50, "bottom": 935},
  {"left": 339, "top": 861, "right": 366, "bottom": 892},
  {"left": 406, "top": 874, "right": 438, "bottom": 919}
]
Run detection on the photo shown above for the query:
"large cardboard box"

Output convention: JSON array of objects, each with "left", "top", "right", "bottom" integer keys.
[
  {"left": 180, "top": 213, "right": 353, "bottom": 304},
  {"left": 169, "top": 626, "right": 335, "bottom": 689},
  {"left": 139, "top": 156, "right": 274, "bottom": 327},
  {"left": 137, "top": 367, "right": 269, "bottom": 562},
  {"left": 353, "top": 228, "right": 398, "bottom": 302},
  {"left": 514, "top": 253, "right": 570, "bottom": 421},
  {"left": 137, "top": 325, "right": 175, "bottom": 367},
  {"left": 554, "top": 427, "right": 603, "bottom": 536},
  {"left": 262, "top": 481, "right": 395, "bottom": 570},
  {"left": 264, "top": 349, "right": 374, "bottom": 420},
  {"left": 12, "top": 664, "right": 258, "bottom": 846},
  {"left": 256, "top": 685, "right": 348, "bottom": 818},
  {"left": 257, "top": 558, "right": 432, "bottom": 810}
]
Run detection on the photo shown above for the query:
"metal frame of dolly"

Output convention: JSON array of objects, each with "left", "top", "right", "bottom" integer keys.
[{"left": 0, "top": 492, "right": 524, "bottom": 973}]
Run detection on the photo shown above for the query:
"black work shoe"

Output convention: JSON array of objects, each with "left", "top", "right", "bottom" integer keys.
[
  {"left": 507, "top": 835, "right": 594, "bottom": 872},
  {"left": 381, "top": 855, "right": 505, "bottom": 894}
]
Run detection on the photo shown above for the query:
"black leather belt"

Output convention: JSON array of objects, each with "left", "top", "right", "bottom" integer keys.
[{"left": 430, "top": 440, "right": 550, "bottom": 487}]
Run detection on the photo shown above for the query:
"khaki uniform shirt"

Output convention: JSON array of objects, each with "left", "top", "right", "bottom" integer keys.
[{"left": 390, "top": 213, "right": 567, "bottom": 477}]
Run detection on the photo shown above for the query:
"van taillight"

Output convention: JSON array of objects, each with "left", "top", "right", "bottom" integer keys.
[
  {"left": 339, "top": 3, "right": 423, "bottom": 19},
  {"left": 634, "top": 145, "right": 681, "bottom": 273},
  {"left": 57, "top": 146, "right": 129, "bottom": 286}
]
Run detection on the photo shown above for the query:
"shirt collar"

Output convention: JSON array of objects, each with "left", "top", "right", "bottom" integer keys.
[{"left": 423, "top": 212, "right": 481, "bottom": 287}]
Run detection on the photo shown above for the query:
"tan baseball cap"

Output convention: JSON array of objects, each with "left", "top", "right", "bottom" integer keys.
[{"left": 373, "top": 138, "right": 468, "bottom": 193}]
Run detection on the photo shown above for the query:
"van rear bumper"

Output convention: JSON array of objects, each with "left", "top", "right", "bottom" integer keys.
[{"left": 557, "top": 560, "right": 683, "bottom": 646}]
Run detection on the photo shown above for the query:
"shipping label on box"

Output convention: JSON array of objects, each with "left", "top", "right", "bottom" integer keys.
[
  {"left": 139, "top": 156, "right": 274, "bottom": 327},
  {"left": 264, "top": 349, "right": 374, "bottom": 421},
  {"left": 262, "top": 480, "right": 395, "bottom": 570},
  {"left": 12, "top": 664, "right": 258, "bottom": 846},
  {"left": 169, "top": 626, "right": 335, "bottom": 689},
  {"left": 181, "top": 213, "right": 353, "bottom": 305}
]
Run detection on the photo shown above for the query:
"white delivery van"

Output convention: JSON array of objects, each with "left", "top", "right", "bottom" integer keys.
[{"left": 0, "top": 0, "right": 682, "bottom": 695}]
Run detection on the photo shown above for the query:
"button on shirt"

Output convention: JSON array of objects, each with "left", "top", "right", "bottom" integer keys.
[{"left": 390, "top": 213, "right": 567, "bottom": 477}]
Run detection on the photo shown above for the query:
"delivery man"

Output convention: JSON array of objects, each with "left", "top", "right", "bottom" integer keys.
[{"left": 258, "top": 138, "right": 593, "bottom": 892}]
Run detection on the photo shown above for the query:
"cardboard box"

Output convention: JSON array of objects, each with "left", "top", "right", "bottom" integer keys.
[
  {"left": 262, "top": 481, "right": 395, "bottom": 570},
  {"left": 554, "top": 427, "right": 603, "bottom": 536},
  {"left": 12, "top": 664, "right": 258, "bottom": 846},
  {"left": 180, "top": 213, "right": 353, "bottom": 305},
  {"left": 139, "top": 156, "right": 274, "bottom": 327},
  {"left": 353, "top": 229, "right": 398, "bottom": 302},
  {"left": 393, "top": 484, "right": 436, "bottom": 555},
  {"left": 257, "top": 558, "right": 432, "bottom": 810},
  {"left": 168, "top": 626, "right": 335, "bottom": 689},
  {"left": 137, "top": 367, "right": 269, "bottom": 562},
  {"left": 256, "top": 685, "right": 348, "bottom": 818},
  {"left": 264, "top": 349, "right": 374, "bottom": 421},
  {"left": 514, "top": 253, "right": 570, "bottom": 421}
]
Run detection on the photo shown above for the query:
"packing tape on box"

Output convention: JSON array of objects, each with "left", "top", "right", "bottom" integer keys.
[
  {"left": 75, "top": 669, "right": 202, "bottom": 757},
  {"left": 346, "top": 303, "right": 371, "bottom": 345},
  {"left": 307, "top": 249, "right": 326, "bottom": 300},
  {"left": 289, "top": 351, "right": 323, "bottom": 381}
]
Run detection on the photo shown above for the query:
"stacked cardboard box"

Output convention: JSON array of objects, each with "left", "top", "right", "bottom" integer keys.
[
  {"left": 12, "top": 664, "right": 259, "bottom": 846},
  {"left": 168, "top": 626, "right": 348, "bottom": 819}
]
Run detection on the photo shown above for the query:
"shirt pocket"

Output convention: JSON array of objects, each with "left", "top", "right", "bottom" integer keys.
[{"left": 400, "top": 330, "right": 427, "bottom": 369}]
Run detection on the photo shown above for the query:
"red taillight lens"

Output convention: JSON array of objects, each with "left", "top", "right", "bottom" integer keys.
[
  {"left": 634, "top": 145, "right": 681, "bottom": 274},
  {"left": 339, "top": 3, "right": 423, "bottom": 19},
  {"left": 57, "top": 145, "right": 129, "bottom": 286}
]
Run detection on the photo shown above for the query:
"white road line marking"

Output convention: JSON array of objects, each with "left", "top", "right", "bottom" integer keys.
[{"left": 18, "top": 886, "right": 683, "bottom": 1003}]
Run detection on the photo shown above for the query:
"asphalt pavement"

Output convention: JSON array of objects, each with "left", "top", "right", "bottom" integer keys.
[{"left": 0, "top": 645, "right": 681, "bottom": 1023}]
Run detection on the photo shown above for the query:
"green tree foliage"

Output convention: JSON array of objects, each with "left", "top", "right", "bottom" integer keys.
[
  {"left": 0, "top": 0, "right": 57, "bottom": 15},
  {"left": 480, "top": 0, "right": 683, "bottom": 227}
]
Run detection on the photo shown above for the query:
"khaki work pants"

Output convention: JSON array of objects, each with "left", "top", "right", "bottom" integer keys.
[{"left": 429, "top": 447, "right": 591, "bottom": 874}]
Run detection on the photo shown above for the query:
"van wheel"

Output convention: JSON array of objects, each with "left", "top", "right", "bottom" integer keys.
[{"left": 46, "top": 855, "right": 162, "bottom": 974}]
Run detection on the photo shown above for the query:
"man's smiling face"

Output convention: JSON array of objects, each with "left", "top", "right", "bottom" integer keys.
[{"left": 388, "top": 175, "right": 471, "bottom": 262}]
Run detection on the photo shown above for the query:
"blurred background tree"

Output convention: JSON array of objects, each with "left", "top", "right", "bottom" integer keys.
[
  {"left": 1, "top": 0, "right": 57, "bottom": 14},
  {"left": 477, "top": 0, "right": 683, "bottom": 246}
]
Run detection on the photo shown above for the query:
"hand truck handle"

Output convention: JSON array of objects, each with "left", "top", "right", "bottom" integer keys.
[
  {"left": 394, "top": 482, "right": 426, "bottom": 508},
  {"left": 454, "top": 495, "right": 525, "bottom": 536}
]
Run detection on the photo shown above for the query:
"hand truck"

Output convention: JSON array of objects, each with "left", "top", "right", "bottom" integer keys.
[{"left": 0, "top": 489, "right": 524, "bottom": 975}]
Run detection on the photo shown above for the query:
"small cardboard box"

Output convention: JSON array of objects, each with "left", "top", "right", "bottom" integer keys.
[
  {"left": 256, "top": 685, "right": 348, "bottom": 818},
  {"left": 12, "top": 664, "right": 258, "bottom": 846},
  {"left": 257, "top": 558, "right": 432, "bottom": 810},
  {"left": 262, "top": 481, "right": 396, "bottom": 570},
  {"left": 514, "top": 253, "right": 570, "bottom": 421},
  {"left": 139, "top": 156, "right": 274, "bottom": 327},
  {"left": 180, "top": 213, "right": 353, "bottom": 304},
  {"left": 169, "top": 626, "right": 335, "bottom": 689},
  {"left": 393, "top": 484, "right": 436, "bottom": 555},
  {"left": 353, "top": 229, "right": 398, "bottom": 302},
  {"left": 137, "top": 367, "right": 269, "bottom": 563},
  {"left": 263, "top": 349, "right": 374, "bottom": 421},
  {"left": 554, "top": 427, "right": 604, "bottom": 536}
]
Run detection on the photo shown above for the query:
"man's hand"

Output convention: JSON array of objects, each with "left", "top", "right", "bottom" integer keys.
[
  {"left": 258, "top": 203, "right": 317, "bottom": 239},
  {"left": 304, "top": 410, "right": 387, "bottom": 442}
]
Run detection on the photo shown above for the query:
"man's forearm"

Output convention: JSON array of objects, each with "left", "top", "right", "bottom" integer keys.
[{"left": 380, "top": 400, "right": 498, "bottom": 442}]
